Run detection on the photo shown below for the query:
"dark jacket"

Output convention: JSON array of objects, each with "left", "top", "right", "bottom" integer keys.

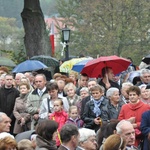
[
  {"left": 35, "top": 135, "right": 57, "bottom": 150},
  {"left": 81, "top": 96, "right": 108, "bottom": 131},
  {"left": 0, "top": 86, "right": 20, "bottom": 134},
  {"left": 101, "top": 100, "right": 124, "bottom": 121},
  {"left": 99, "top": 79, "right": 120, "bottom": 94},
  {"left": 140, "top": 110, "right": 150, "bottom": 150}
]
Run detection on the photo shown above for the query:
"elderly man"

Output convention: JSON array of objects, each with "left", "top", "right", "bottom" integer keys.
[
  {"left": 77, "top": 128, "right": 97, "bottom": 150},
  {"left": 116, "top": 120, "right": 138, "bottom": 150},
  {"left": 136, "top": 69, "right": 150, "bottom": 86},
  {"left": 0, "top": 112, "right": 11, "bottom": 133},
  {"left": 58, "top": 124, "right": 79, "bottom": 150},
  {"left": 27, "top": 74, "right": 49, "bottom": 129}
]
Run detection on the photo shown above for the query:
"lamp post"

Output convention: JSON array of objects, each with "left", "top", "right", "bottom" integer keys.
[{"left": 62, "top": 25, "right": 71, "bottom": 61}]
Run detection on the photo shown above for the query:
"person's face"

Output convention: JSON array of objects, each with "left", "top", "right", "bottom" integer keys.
[
  {"left": 0, "top": 77, "right": 5, "bottom": 86},
  {"left": 52, "top": 131, "right": 57, "bottom": 141},
  {"left": 48, "top": 89, "right": 58, "bottom": 99},
  {"left": 81, "top": 136, "right": 97, "bottom": 150},
  {"left": 129, "top": 91, "right": 140, "bottom": 103},
  {"left": 69, "top": 74, "right": 76, "bottom": 81},
  {"left": 35, "top": 75, "right": 46, "bottom": 90},
  {"left": 110, "top": 91, "right": 120, "bottom": 103},
  {"left": 91, "top": 90, "right": 103, "bottom": 100},
  {"left": 5, "top": 75, "right": 13, "bottom": 88},
  {"left": 141, "top": 73, "right": 150, "bottom": 84},
  {"left": 107, "top": 69, "right": 115, "bottom": 80},
  {"left": 70, "top": 108, "right": 78, "bottom": 120},
  {"left": 66, "top": 87, "right": 75, "bottom": 98},
  {"left": 80, "top": 90, "right": 89, "bottom": 99},
  {"left": 19, "top": 85, "right": 29, "bottom": 95},
  {"left": 53, "top": 101, "right": 63, "bottom": 112},
  {"left": 121, "top": 86, "right": 130, "bottom": 99},
  {"left": 79, "top": 76, "right": 88, "bottom": 87},
  {"left": 0, "top": 115, "right": 11, "bottom": 132},
  {"left": 120, "top": 125, "right": 135, "bottom": 146},
  {"left": 141, "top": 87, "right": 150, "bottom": 100},
  {"left": 88, "top": 81, "right": 97, "bottom": 90},
  {"left": 0, "top": 70, "right": 6, "bottom": 75},
  {"left": 57, "top": 80, "right": 65, "bottom": 91}
]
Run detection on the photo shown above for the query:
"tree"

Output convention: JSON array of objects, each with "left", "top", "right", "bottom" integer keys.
[
  {"left": 56, "top": 0, "right": 150, "bottom": 65},
  {"left": 21, "top": 0, "right": 51, "bottom": 58}
]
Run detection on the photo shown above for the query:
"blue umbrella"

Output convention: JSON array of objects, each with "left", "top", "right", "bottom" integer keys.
[
  {"left": 72, "top": 58, "right": 93, "bottom": 72},
  {"left": 12, "top": 60, "right": 48, "bottom": 73}
]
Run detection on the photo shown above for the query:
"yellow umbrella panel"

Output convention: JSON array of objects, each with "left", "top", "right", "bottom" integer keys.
[{"left": 59, "top": 57, "right": 92, "bottom": 73}]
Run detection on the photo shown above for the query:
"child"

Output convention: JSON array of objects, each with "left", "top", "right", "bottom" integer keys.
[
  {"left": 66, "top": 106, "right": 84, "bottom": 128},
  {"left": 49, "top": 99, "right": 68, "bottom": 147}
]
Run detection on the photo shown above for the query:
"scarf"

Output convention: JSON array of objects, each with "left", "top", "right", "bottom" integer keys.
[{"left": 92, "top": 96, "right": 104, "bottom": 117}]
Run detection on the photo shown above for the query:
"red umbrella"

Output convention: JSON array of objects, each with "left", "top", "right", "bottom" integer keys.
[{"left": 81, "top": 55, "right": 131, "bottom": 78}]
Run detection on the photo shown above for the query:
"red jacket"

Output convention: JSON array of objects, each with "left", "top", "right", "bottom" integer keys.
[
  {"left": 118, "top": 100, "right": 149, "bottom": 147},
  {"left": 118, "top": 101, "right": 149, "bottom": 128},
  {"left": 49, "top": 111, "right": 68, "bottom": 146}
]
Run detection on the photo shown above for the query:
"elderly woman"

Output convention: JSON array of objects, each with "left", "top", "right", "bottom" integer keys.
[
  {"left": 77, "top": 128, "right": 97, "bottom": 150},
  {"left": 64, "top": 82, "right": 81, "bottom": 106},
  {"left": 139, "top": 84, "right": 150, "bottom": 104},
  {"left": 101, "top": 87, "right": 124, "bottom": 122},
  {"left": 35, "top": 120, "right": 58, "bottom": 150},
  {"left": 118, "top": 86, "right": 149, "bottom": 147}
]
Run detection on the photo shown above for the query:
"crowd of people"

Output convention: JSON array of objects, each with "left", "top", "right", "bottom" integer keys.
[{"left": 0, "top": 58, "right": 149, "bottom": 150}]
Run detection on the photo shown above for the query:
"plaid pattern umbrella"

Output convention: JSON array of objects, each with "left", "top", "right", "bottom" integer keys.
[{"left": 30, "top": 55, "right": 59, "bottom": 67}]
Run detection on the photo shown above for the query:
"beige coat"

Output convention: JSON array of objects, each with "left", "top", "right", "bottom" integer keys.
[{"left": 13, "top": 93, "right": 31, "bottom": 134}]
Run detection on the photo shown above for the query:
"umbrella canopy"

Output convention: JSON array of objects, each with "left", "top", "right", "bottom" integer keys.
[
  {"left": 60, "top": 57, "right": 92, "bottom": 73},
  {"left": 81, "top": 55, "right": 131, "bottom": 78},
  {"left": 12, "top": 60, "right": 48, "bottom": 73},
  {"left": 72, "top": 58, "right": 93, "bottom": 72},
  {"left": 0, "top": 56, "right": 16, "bottom": 67},
  {"left": 142, "top": 54, "right": 150, "bottom": 64},
  {"left": 30, "top": 55, "right": 59, "bottom": 67}
]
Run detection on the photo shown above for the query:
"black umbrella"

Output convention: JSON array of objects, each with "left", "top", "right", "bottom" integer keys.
[
  {"left": 142, "top": 54, "right": 150, "bottom": 64},
  {"left": 30, "top": 55, "right": 59, "bottom": 67}
]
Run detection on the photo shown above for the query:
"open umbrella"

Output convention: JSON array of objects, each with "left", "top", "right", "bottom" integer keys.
[
  {"left": 81, "top": 55, "right": 131, "bottom": 78},
  {"left": 30, "top": 55, "right": 59, "bottom": 67},
  {"left": 60, "top": 57, "right": 92, "bottom": 73},
  {"left": 72, "top": 58, "right": 93, "bottom": 72},
  {"left": 0, "top": 56, "right": 16, "bottom": 67},
  {"left": 142, "top": 54, "right": 150, "bottom": 64},
  {"left": 12, "top": 60, "right": 48, "bottom": 73}
]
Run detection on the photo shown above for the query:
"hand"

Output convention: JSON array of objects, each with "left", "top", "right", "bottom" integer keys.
[
  {"left": 105, "top": 73, "right": 111, "bottom": 89},
  {"left": 128, "top": 117, "right": 135, "bottom": 123},
  {"left": 20, "top": 118, "right": 25, "bottom": 126}
]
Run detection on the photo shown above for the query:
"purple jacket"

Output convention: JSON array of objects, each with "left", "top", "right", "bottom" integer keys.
[{"left": 66, "top": 117, "right": 84, "bottom": 128}]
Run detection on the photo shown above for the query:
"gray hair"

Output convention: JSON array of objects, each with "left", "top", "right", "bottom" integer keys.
[
  {"left": 122, "top": 82, "right": 133, "bottom": 88},
  {"left": 78, "top": 128, "right": 96, "bottom": 143},
  {"left": 116, "top": 120, "right": 132, "bottom": 134},
  {"left": 140, "top": 69, "right": 150, "bottom": 77},
  {"left": 106, "top": 87, "right": 119, "bottom": 98},
  {"left": 64, "top": 82, "right": 76, "bottom": 94},
  {"left": 80, "top": 87, "right": 89, "bottom": 94},
  {"left": 0, "top": 112, "right": 7, "bottom": 122}
]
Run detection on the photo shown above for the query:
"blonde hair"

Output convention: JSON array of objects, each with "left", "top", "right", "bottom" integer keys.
[
  {"left": 69, "top": 106, "right": 78, "bottom": 114},
  {"left": 103, "top": 134, "right": 126, "bottom": 150},
  {"left": 0, "top": 136, "right": 17, "bottom": 150},
  {"left": 18, "top": 139, "right": 34, "bottom": 150}
]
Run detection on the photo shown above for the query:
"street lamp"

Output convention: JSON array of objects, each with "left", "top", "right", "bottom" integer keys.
[{"left": 62, "top": 25, "right": 71, "bottom": 60}]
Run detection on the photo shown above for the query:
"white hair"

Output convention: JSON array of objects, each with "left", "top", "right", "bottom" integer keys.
[
  {"left": 78, "top": 128, "right": 96, "bottom": 143},
  {"left": 116, "top": 120, "right": 132, "bottom": 134},
  {"left": 80, "top": 87, "right": 89, "bottom": 93},
  {"left": 140, "top": 69, "right": 150, "bottom": 77},
  {"left": 0, "top": 132, "right": 14, "bottom": 139},
  {"left": 106, "top": 87, "right": 119, "bottom": 98},
  {"left": 122, "top": 82, "right": 133, "bottom": 88}
]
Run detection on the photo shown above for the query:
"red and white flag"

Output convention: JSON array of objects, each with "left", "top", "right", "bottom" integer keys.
[{"left": 50, "top": 22, "right": 55, "bottom": 56}]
